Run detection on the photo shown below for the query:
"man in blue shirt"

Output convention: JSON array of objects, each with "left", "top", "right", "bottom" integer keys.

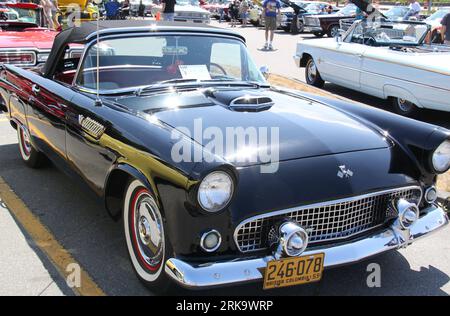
[{"left": 263, "top": 0, "right": 281, "bottom": 50}]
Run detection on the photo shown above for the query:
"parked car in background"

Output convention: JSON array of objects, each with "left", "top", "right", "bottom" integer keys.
[
  {"left": 1, "top": 20, "right": 448, "bottom": 292},
  {"left": 201, "top": 0, "right": 231, "bottom": 20},
  {"left": 425, "top": 8, "right": 450, "bottom": 43},
  {"left": 152, "top": 0, "right": 211, "bottom": 23},
  {"left": 383, "top": 5, "right": 409, "bottom": 21},
  {"left": 0, "top": 2, "right": 57, "bottom": 68},
  {"left": 303, "top": 3, "right": 357, "bottom": 37},
  {"left": 130, "top": 0, "right": 156, "bottom": 17},
  {"left": 281, "top": 1, "right": 338, "bottom": 33},
  {"left": 295, "top": 17, "right": 450, "bottom": 116},
  {"left": 59, "top": 0, "right": 99, "bottom": 24}
]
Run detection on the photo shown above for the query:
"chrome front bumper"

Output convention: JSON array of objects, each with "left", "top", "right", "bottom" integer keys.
[
  {"left": 165, "top": 204, "right": 448, "bottom": 289},
  {"left": 304, "top": 26, "right": 323, "bottom": 33}
]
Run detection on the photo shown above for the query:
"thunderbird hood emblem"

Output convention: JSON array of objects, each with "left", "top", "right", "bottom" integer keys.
[{"left": 337, "top": 165, "right": 354, "bottom": 178}]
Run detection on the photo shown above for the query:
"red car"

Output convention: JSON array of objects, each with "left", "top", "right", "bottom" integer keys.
[
  {"left": 0, "top": 2, "right": 57, "bottom": 67},
  {"left": 201, "top": 0, "right": 230, "bottom": 20}
]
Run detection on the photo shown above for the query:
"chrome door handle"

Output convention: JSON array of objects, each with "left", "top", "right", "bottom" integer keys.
[{"left": 31, "top": 84, "right": 40, "bottom": 94}]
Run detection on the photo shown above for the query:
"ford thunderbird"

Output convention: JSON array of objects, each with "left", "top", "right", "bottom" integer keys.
[{"left": 0, "top": 21, "right": 449, "bottom": 292}]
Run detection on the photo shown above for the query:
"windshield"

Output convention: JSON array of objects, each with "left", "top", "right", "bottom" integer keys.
[
  {"left": 0, "top": 6, "right": 39, "bottom": 24},
  {"left": 77, "top": 35, "right": 266, "bottom": 92},
  {"left": 176, "top": 0, "right": 197, "bottom": 5},
  {"left": 347, "top": 20, "right": 429, "bottom": 46},
  {"left": 292, "top": 1, "right": 310, "bottom": 9},
  {"left": 426, "top": 9, "right": 450, "bottom": 21},
  {"left": 384, "top": 6, "right": 408, "bottom": 19},
  {"left": 305, "top": 3, "right": 325, "bottom": 13},
  {"left": 338, "top": 4, "right": 357, "bottom": 16}
]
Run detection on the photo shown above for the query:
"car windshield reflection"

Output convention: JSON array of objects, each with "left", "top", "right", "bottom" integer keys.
[{"left": 77, "top": 35, "right": 266, "bottom": 92}]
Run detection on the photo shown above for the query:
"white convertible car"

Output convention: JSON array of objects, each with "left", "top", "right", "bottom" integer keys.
[{"left": 294, "top": 18, "right": 450, "bottom": 116}]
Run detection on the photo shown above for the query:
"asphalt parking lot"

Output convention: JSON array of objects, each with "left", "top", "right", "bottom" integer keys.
[{"left": 1, "top": 20, "right": 450, "bottom": 296}]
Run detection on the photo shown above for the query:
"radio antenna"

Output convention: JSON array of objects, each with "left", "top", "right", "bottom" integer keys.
[{"left": 94, "top": 0, "right": 102, "bottom": 106}]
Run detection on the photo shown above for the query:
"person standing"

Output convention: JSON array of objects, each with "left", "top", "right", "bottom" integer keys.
[
  {"left": 50, "top": 0, "right": 60, "bottom": 30},
  {"left": 161, "top": 0, "right": 176, "bottom": 21},
  {"left": 40, "top": 0, "right": 54, "bottom": 29},
  {"left": 403, "top": 0, "right": 421, "bottom": 20},
  {"left": 239, "top": 0, "right": 249, "bottom": 27},
  {"left": 262, "top": 0, "right": 280, "bottom": 50},
  {"left": 441, "top": 12, "right": 450, "bottom": 45},
  {"left": 229, "top": 0, "right": 239, "bottom": 28}
]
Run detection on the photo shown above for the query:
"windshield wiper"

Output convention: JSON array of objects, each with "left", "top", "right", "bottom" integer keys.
[{"left": 135, "top": 78, "right": 269, "bottom": 96}]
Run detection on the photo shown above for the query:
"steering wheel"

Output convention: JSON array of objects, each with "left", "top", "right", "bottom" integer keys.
[
  {"left": 364, "top": 37, "right": 376, "bottom": 46},
  {"left": 210, "top": 63, "right": 227, "bottom": 77}
]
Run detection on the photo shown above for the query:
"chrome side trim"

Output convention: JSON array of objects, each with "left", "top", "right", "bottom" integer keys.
[
  {"left": 233, "top": 185, "right": 423, "bottom": 253},
  {"left": 165, "top": 204, "right": 448, "bottom": 289}
]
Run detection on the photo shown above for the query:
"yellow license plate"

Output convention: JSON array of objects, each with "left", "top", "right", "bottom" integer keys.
[{"left": 263, "top": 253, "right": 325, "bottom": 290}]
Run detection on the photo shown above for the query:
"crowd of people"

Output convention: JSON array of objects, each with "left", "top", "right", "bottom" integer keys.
[{"left": 6, "top": 0, "right": 450, "bottom": 47}]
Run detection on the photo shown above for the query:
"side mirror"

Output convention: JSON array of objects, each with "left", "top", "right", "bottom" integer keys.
[{"left": 260, "top": 66, "right": 270, "bottom": 79}]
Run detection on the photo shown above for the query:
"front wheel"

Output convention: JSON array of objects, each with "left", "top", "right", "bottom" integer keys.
[
  {"left": 392, "top": 97, "right": 419, "bottom": 117},
  {"left": 305, "top": 57, "right": 325, "bottom": 88},
  {"left": 17, "top": 123, "right": 46, "bottom": 168},
  {"left": 123, "top": 179, "right": 174, "bottom": 293}
]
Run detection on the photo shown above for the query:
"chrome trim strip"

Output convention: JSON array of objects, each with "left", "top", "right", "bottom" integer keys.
[
  {"left": 233, "top": 185, "right": 423, "bottom": 253},
  {"left": 166, "top": 204, "right": 448, "bottom": 288}
]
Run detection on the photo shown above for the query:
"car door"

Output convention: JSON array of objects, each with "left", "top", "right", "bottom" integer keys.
[
  {"left": 6, "top": 66, "right": 75, "bottom": 169},
  {"left": 315, "top": 42, "right": 365, "bottom": 89},
  {"left": 64, "top": 92, "right": 117, "bottom": 196}
]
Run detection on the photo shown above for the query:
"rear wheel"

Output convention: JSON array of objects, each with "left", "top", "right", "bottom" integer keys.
[
  {"left": 392, "top": 97, "right": 418, "bottom": 117},
  {"left": 305, "top": 57, "right": 325, "bottom": 88},
  {"left": 123, "top": 179, "right": 175, "bottom": 293},
  {"left": 296, "top": 20, "right": 304, "bottom": 33},
  {"left": 17, "top": 123, "right": 45, "bottom": 168},
  {"left": 327, "top": 25, "right": 339, "bottom": 37}
]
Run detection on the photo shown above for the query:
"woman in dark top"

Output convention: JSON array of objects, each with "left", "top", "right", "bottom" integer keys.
[{"left": 229, "top": 0, "right": 240, "bottom": 27}]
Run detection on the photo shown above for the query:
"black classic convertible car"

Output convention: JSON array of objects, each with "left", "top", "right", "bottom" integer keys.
[{"left": 0, "top": 21, "right": 449, "bottom": 292}]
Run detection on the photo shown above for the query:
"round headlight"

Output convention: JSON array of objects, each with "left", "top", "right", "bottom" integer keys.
[
  {"left": 432, "top": 140, "right": 450, "bottom": 173},
  {"left": 198, "top": 171, "right": 234, "bottom": 212}
]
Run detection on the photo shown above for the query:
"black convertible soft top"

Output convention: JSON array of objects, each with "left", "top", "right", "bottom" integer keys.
[{"left": 43, "top": 21, "right": 245, "bottom": 78}]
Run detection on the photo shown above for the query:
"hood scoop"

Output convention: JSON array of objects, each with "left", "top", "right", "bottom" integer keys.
[
  {"left": 205, "top": 89, "right": 274, "bottom": 112},
  {"left": 229, "top": 96, "right": 274, "bottom": 112}
]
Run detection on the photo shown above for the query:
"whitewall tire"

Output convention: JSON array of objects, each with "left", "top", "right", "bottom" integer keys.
[{"left": 123, "top": 179, "right": 173, "bottom": 291}]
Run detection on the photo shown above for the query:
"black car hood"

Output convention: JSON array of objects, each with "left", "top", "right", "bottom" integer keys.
[{"left": 123, "top": 88, "right": 389, "bottom": 166}]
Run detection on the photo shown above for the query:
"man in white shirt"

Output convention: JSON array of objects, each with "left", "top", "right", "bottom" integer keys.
[{"left": 403, "top": 0, "right": 421, "bottom": 20}]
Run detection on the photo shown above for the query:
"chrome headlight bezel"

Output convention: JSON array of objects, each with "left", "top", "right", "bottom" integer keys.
[
  {"left": 431, "top": 139, "right": 450, "bottom": 174},
  {"left": 197, "top": 170, "right": 235, "bottom": 213}
]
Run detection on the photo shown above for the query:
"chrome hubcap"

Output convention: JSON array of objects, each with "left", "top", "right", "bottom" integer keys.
[
  {"left": 398, "top": 99, "right": 414, "bottom": 112},
  {"left": 134, "top": 195, "right": 163, "bottom": 267},
  {"left": 307, "top": 61, "right": 317, "bottom": 82},
  {"left": 331, "top": 27, "right": 339, "bottom": 37},
  {"left": 20, "top": 126, "right": 32, "bottom": 155}
]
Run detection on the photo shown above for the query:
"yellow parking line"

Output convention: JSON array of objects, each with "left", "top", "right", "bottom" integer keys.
[
  {"left": 0, "top": 117, "right": 8, "bottom": 122},
  {"left": 0, "top": 176, "right": 105, "bottom": 296}
]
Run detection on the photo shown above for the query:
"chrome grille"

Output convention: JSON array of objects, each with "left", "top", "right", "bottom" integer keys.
[{"left": 234, "top": 186, "right": 422, "bottom": 253}]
